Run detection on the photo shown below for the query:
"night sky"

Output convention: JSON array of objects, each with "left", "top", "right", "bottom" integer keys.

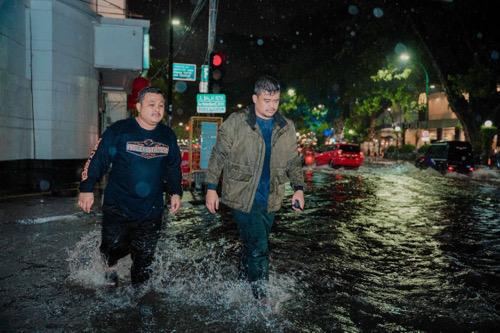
[{"left": 127, "top": 0, "right": 499, "bottom": 123}]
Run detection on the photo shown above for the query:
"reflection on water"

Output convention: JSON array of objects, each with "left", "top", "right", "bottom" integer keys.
[{"left": 2, "top": 163, "right": 500, "bottom": 331}]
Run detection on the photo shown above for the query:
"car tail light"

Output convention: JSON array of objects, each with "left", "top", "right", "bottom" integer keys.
[
  {"left": 469, "top": 166, "right": 474, "bottom": 172},
  {"left": 305, "top": 155, "right": 315, "bottom": 166},
  {"left": 447, "top": 166, "right": 454, "bottom": 172}
]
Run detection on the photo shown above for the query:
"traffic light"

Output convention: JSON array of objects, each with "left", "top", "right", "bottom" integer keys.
[{"left": 208, "top": 51, "right": 225, "bottom": 93}]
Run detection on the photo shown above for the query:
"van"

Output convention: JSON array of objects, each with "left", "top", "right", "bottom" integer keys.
[{"left": 415, "top": 140, "right": 475, "bottom": 174}]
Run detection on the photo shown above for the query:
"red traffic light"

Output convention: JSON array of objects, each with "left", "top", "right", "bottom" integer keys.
[{"left": 211, "top": 53, "right": 223, "bottom": 67}]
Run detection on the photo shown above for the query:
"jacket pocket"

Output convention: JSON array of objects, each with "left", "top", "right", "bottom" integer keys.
[{"left": 226, "top": 162, "right": 253, "bottom": 182}]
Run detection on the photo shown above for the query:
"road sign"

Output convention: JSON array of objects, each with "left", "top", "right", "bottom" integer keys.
[
  {"left": 173, "top": 63, "right": 197, "bottom": 81},
  {"left": 201, "top": 65, "right": 209, "bottom": 82},
  {"left": 196, "top": 94, "right": 226, "bottom": 113},
  {"left": 200, "top": 122, "right": 218, "bottom": 169},
  {"left": 199, "top": 81, "right": 208, "bottom": 93}
]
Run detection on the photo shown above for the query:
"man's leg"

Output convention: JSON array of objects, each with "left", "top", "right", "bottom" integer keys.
[
  {"left": 233, "top": 204, "right": 275, "bottom": 298},
  {"left": 129, "top": 216, "right": 163, "bottom": 285},
  {"left": 100, "top": 205, "right": 131, "bottom": 285}
]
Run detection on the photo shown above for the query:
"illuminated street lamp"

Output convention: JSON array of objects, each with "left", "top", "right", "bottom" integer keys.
[{"left": 399, "top": 52, "right": 430, "bottom": 127}]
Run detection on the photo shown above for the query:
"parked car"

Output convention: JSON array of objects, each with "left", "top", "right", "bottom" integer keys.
[
  {"left": 414, "top": 140, "right": 474, "bottom": 174},
  {"left": 315, "top": 143, "right": 364, "bottom": 169}
]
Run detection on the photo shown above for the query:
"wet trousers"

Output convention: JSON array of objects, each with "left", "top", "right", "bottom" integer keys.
[
  {"left": 100, "top": 205, "right": 162, "bottom": 285},
  {"left": 232, "top": 203, "right": 275, "bottom": 298}
]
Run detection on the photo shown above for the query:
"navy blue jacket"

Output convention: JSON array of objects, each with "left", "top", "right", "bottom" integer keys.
[{"left": 79, "top": 118, "right": 182, "bottom": 219}]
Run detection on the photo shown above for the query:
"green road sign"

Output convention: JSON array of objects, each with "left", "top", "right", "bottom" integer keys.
[
  {"left": 201, "top": 65, "right": 209, "bottom": 82},
  {"left": 196, "top": 94, "right": 226, "bottom": 113},
  {"left": 173, "top": 63, "right": 197, "bottom": 81}
]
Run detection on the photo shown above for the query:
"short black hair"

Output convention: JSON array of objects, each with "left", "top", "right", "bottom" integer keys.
[
  {"left": 137, "top": 86, "right": 164, "bottom": 103},
  {"left": 254, "top": 75, "right": 281, "bottom": 95}
]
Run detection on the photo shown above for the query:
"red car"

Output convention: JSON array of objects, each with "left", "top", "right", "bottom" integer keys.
[{"left": 315, "top": 143, "right": 364, "bottom": 169}]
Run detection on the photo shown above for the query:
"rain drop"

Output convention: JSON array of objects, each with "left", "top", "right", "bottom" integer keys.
[
  {"left": 491, "top": 50, "right": 499, "bottom": 60},
  {"left": 476, "top": 32, "right": 483, "bottom": 39},
  {"left": 257, "top": 38, "right": 264, "bottom": 46},
  {"left": 373, "top": 7, "right": 384, "bottom": 18},
  {"left": 108, "top": 146, "right": 117, "bottom": 157},
  {"left": 394, "top": 42, "right": 407, "bottom": 54},
  {"left": 135, "top": 182, "right": 151, "bottom": 198},
  {"left": 176, "top": 108, "right": 184, "bottom": 115},
  {"left": 39, "top": 179, "right": 50, "bottom": 191},
  {"left": 174, "top": 81, "right": 187, "bottom": 93},
  {"left": 348, "top": 5, "right": 359, "bottom": 15}
]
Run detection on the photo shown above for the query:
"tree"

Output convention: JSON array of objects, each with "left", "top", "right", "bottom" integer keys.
[
  {"left": 346, "top": 64, "right": 423, "bottom": 142},
  {"left": 404, "top": 1, "right": 500, "bottom": 154}
]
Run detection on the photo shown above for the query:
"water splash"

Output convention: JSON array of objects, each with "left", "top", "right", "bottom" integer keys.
[{"left": 66, "top": 223, "right": 300, "bottom": 331}]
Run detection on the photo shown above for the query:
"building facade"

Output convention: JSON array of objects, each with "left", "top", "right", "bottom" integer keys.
[{"left": 0, "top": 0, "right": 149, "bottom": 194}]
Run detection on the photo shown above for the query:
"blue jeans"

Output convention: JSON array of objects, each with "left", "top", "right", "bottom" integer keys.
[{"left": 232, "top": 202, "right": 275, "bottom": 298}]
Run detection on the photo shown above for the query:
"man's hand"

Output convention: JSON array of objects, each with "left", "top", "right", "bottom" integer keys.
[
  {"left": 205, "top": 189, "right": 219, "bottom": 214},
  {"left": 169, "top": 194, "right": 181, "bottom": 214},
  {"left": 291, "top": 190, "right": 305, "bottom": 211},
  {"left": 78, "top": 192, "right": 94, "bottom": 213}
]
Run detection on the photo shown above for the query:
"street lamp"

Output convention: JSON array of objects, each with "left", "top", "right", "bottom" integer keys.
[{"left": 399, "top": 52, "right": 429, "bottom": 128}]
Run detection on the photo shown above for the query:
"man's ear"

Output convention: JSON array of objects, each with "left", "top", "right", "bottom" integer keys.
[
  {"left": 136, "top": 103, "right": 141, "bottom": 113},
  {"left": 252, "top": 94, "right": 257, "bottom": 104}
]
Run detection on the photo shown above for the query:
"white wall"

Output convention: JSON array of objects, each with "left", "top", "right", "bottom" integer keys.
[
  {"left": 0, "top": 0, "right": 34, "bottom": 161},
  {"left": 31, "top": 0, "right": 99, "bottom": 159},
  {"left": 1, "top": 0, "right": 147, "bottom": 163}
]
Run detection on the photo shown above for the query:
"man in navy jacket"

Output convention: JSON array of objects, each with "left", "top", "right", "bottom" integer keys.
[{"left": 78, "top": 87, "right": 182, "bottom": 286}]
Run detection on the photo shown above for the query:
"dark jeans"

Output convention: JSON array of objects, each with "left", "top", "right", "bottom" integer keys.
[
  {"left": 232, "top": 202, "right": 275, "bottom": 298},
  {"left": 100, "top": 205, "right": 163, "bottom": 285}
]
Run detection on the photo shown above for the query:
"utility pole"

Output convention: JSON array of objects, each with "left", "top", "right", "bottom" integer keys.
[
  {"left": 207, "top": 0, "right": 218, "bottom": 54},
  {"left": 167, "top": 0, "right": 173, "bottom": 127}
]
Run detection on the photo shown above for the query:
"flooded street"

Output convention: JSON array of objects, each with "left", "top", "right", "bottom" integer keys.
[{"left": 1, "top": 163, "right": 500, "bottom": 332}]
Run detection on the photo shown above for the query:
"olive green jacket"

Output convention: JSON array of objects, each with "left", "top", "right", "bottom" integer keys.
[{"left": 206, "top": 106, "right": 304, "bottom": 213}]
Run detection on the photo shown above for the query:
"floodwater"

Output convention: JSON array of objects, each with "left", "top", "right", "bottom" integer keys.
[{"left": 1, "top": 163, "right": 500, "bottom": 332}]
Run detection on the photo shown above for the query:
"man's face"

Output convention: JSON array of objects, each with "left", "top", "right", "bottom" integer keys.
[
  {"left": 252, "top": 91, "right": 280, "bottom": 119},
  {"left": 136, "top": 93, "right": 165, "bottom": 127}
]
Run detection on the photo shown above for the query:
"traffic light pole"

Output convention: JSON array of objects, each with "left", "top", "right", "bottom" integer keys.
[{"left": 167, "top": 0, "right": 173, "bottom": 127}]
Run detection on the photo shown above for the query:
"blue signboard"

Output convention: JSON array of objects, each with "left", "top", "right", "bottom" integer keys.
[
  {"left": 173, "top": 63, "right": 197, "bottom": 81},
  {"left": 200, "top": 122, "right": 218, "bottom": 169}
]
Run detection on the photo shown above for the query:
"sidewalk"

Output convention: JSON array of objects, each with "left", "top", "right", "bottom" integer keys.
[
  {"left": 0, "top": 190, "right": 201, "bottom": 225},
  {"left": 0, "top": 193, "right": 88, "bottom": 225}
]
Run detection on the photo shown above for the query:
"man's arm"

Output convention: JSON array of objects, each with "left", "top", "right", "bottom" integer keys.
[
  {"left": 205, "top": 115, "right": 236, "bottom": 213},
  {"left": 285, "top": 122, "right": 306, "bottom": 211},
  {"left": 78, "top": 129, "right": 115, "bottom": 213},
  {"left": 164, "top": 129, "right": 183, "bottom": 201}
]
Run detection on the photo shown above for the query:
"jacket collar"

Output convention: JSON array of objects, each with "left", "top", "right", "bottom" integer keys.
[{"left": 245, "top": 105, "right": 287, "bottom": 130}]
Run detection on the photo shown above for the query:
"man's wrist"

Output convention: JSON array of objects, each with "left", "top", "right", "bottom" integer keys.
[{"left": 293, "top": 185, "right": 304, "bottom": 192}]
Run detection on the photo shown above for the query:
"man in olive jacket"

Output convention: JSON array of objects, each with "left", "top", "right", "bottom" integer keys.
[{"left": 206, "top": 76, "right": 305, "bottom": 300}]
